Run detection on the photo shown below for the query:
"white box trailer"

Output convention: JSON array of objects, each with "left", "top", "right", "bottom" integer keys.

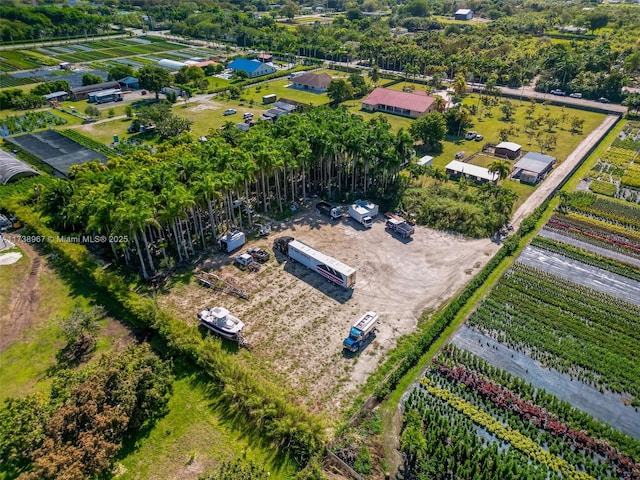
[
  {"left": 219, "top": 230, "right": 245, "bottom": 253},
  {"left": 287, "top": 239, "right": 356, "bottom": 289}
]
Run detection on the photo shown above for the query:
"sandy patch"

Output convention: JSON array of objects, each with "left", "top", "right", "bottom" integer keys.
[{"left": 158, "top": 207, "right": 499, "bottom": 416}]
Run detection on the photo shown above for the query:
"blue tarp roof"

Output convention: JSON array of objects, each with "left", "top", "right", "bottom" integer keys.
[
  {"left": 227, "top": 58, "right": 263, "bottom": 73},
  {"left": 118, "top": 76, "right": 138, "bottom": 84}
]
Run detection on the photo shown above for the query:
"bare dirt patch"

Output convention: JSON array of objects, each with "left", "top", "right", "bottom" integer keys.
[
  {"left": 158, "top": 208, "right": 499, "bottom": 416},
  {"left": 0, "top": 239, "right": 42, "bottom": 352}
]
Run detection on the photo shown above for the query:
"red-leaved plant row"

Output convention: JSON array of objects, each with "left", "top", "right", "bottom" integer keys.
[
  {"left": 433, "top": 359, "right": 640, "bottom": 480},
  {"left": 546, "top": 218, "right": 640, "bottom": 254}
]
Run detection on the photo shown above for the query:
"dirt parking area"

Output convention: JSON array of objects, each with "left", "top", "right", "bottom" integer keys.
[{"left": 158, "top": 207, "right": 499, "bottom": 416}]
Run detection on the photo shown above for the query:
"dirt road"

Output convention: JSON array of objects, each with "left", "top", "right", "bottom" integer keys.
[
  {"left": 0, "top": 238, "right": 42, "bottom": 352},
  {"left": 510, "top": 115, "right": 619, "bottom": 229},
  {"left": 159, "top": 208, "right": 499, "bottom": 415}
]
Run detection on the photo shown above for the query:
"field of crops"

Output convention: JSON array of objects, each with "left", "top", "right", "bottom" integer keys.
[
  {"left": 0, "top": 38, "right": 190, "bottom": 72},
  {"left": 589, "top": 121, "right": 640, "bottom": 203},
  {"left": 402, "top": 192, "right": 640, "bottom": 478},
  {"left": 401, "top": 346, "right": 640, "bottom": 480}
]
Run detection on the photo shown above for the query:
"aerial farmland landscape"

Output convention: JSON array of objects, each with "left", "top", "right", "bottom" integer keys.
[{"left": 0, "top": 1, "right": 639, "bottom": 479}]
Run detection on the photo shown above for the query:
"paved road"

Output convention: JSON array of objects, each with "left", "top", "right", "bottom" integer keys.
[{"left": 509, "top": 114, "right": 620, "bottom": 230}]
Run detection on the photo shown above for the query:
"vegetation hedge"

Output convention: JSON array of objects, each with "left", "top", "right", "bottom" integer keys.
[
  {"left": 59, "top": 129, "right": 116, "bottom": 158},
  {"left": 0, "top": 188, "right": 325, "bottom": 468},
  {"left": 356, "top": 199, "right": 549, "bottom": 405}
]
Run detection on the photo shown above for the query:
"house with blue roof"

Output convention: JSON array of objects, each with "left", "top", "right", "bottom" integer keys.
[{"left": 227, "top": 58, "right": 276, "bottom": 78}]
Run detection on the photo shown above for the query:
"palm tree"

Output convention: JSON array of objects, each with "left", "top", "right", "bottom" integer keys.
[
  {"left": 433, "top": 96, "right": 447, "bottom": 113},
  {"left": 453, "top": 73, "right": 467, "bottom": 96},
  {"left": 488, "top": 161, "right": 512, "bottom": 184},
  {"left": 368, "top": 65, "right": 380, "bottom": 86}
]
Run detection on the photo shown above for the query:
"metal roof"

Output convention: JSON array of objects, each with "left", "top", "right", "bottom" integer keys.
[
  {"left": 514, "top": 152, "right": 555, "bottom": 174},
  {"left": 445, "top": 160, "right": 498, "bottom": 182},
  {"left": 0, "top": 150, "right": 39, "bottom": 185},
  {"left": 363, "top": 87, "right": 435, "bottom": 113},
  {"left": 495, "top": 141, "right": 522, "bottom": 152},
  {"left": 227, "top": 58, "right": 264, "bottom": 73},
  {"left": 43, "top": 91, "right": 68, "bottom": 100}
]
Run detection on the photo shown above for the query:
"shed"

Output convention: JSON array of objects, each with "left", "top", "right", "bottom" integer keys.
[
  {"left": 445, "top": 160, "right": 498, "bottom": 184},
  {"left": 416, "top": 155, "right": 433, "bottom": 167},
  {"left": 118, "top": 76, "right": 140, "bottom": 90},
  {"left": 454, "top": 9, "right": 473, "bottom": 20},
  {"left": 70, "top": 81, "right": 120, "bottom": 101},
  {"left": 495, "top": 141, "right": 522, "bottom": 159},
  {"left": 0, "top": 150, "right": 39, "bottom": 185},
  {"left": 513, "top": 152, "right": 556, "bottom": 184},
  {"left": 43, "top": 91, "right": 69, "bottom": 102},
  {"left": 88, "top": 88, "right": 123, "bottom": 104},
  {"left": 257, "top": 53, "right": 273, "bottom": 63}
]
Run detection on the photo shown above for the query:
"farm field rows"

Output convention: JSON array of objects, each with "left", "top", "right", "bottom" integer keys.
[
  {"left": 587, "top": 121, "right": 640, "bottom": 203},
  {"left": 403, "top": 346, "right": 640, "bottom": 479},
  {"left": 401, "top": 192, "right": 640, "bottom": 478}
]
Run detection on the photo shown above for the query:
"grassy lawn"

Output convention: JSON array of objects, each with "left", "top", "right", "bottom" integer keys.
[
  {"left": 240, "top": 79, "right": 330, "bottom": 106},
  {"left": 206, "top": 76, "right": 231, "bottom": 90},
  {"left": 116, "top": 368, "right": 297, "bottom": 480},
  {"left": 70, "top": 117, "right": 134, "bottom": 144}
]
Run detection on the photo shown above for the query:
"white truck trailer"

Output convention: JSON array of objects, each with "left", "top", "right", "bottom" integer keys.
[
  {"left": 219, "top": 230, "right": 245, "bottom": 253},
  {"left": 274, "top": 237, "right": 356, "bottom": 289},
  {"left": 343, "top": 311, "right": 379, "bottom": 352}
]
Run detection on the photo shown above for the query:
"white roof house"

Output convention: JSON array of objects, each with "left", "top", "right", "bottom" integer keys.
[{"left": 445, "top": 160, "right": 498, "bottom": 183}]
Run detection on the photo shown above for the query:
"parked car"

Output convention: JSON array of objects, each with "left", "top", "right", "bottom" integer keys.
[
  {"left": 455, "top": 151, "right": 465, "bottom": 159},
  {"left": 474, "top": 134, "right": 484, "bottom": 141},
  {"left": 597, "top": 97, "right": 610, "bottom": 103},
  {"left": 569, "top": 92, "right": 582, "bottom": 99},
  {"left": 247, "top": 247, "right": 270, "bottom": 263},
  {"left": 465, "top": 131, "right": 477, "bottom": 140},
  {"left": 550, "top": 89, "right": 566, "bottom": 96},
  {"left": 223, "top": 108, "right": 237, "bottom": 116},
  {"left": 243, "top": 112, "right": 253, "bottom": 119}
]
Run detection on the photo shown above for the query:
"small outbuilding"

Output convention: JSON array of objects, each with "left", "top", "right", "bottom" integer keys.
[
  {"left": 513, "top": 152, "right": 556, "bottom": 184},
  {"left": 445, "top": 160, "right": 498, "bottom": 184},
  {"left": 416, "top": 155, "right": 433, "bottom": 167},
  {"left": 495, "top": 141, "right": 522, "bottom": 159},
  {"left": 118, "top": 76, "right": 140, "bottom": 90},
  {"left": 454, "top": 9, "right": 474, "bottom": 20},
  {"left": 43, "top": 91, "right": 69, "bottom": 102},
  {"left": 257, "top": 53, "right": 273, "bottom": 63}
]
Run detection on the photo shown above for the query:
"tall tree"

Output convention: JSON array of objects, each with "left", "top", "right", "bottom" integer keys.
[
  {"left": 138, "top": 65, "right": 171, "bottom": 100},
  {"left": 410, "top": 111, "right": 446, "bottom": 150}
]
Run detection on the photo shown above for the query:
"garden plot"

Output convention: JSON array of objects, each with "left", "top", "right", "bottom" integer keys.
[
  {"left": 451, "top": 326, "right": 640, "bottom": 439},
  {"left": 538, "top": 229, "right": 640, "bottom": 268},
  {"left": 517, "top": 246, "right": 640, "bottom": 304},
  {"left": 157, "top": 208, "right": 499, "bottom": 414},
  {"left": 400, "top": 346, "right": 640, "bottom": 480}
]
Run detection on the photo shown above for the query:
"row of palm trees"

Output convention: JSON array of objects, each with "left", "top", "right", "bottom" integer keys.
[{"left": 39, "top": 107, "right": 413, "bottom": 279}]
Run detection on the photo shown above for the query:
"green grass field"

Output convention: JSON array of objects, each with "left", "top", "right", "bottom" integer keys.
[
  {"left": 0, "top": 244, "right": 291, "bottom": 479},
  {"left": 239, "top": 78, "right": 331, "bottom": 106}
]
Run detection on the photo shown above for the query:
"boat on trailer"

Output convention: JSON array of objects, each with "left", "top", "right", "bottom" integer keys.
[{"left": 198, "top": 306, "right": 245, "bottom": 340}]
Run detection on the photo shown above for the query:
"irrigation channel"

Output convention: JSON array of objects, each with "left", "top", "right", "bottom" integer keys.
[
  {"left": 538, "top": 229, "right": 640, "bottom": 268},
  {"left": 517, "top": 246, "right": 640, "bottom": 305},
  {"left": 451, "top": 326, "right": 640, "bottom": 440}
]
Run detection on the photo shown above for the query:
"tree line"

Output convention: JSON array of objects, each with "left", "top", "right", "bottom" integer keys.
[{"left": 38, "top": 106, "right": 413, "bottom": 279}]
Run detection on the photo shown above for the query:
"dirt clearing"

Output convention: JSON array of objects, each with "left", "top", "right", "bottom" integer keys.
[{"left": 158, "top": 207, "right": 499, "bottom": 416}]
